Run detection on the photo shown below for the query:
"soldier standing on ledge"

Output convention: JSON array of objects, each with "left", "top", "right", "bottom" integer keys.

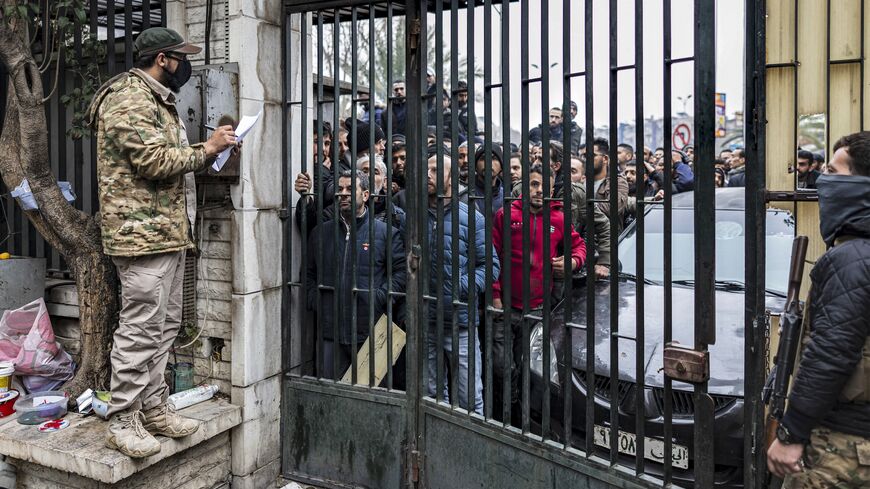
[
  {"left": 86, "top": 27, "right": 237, "bottom": 458},
  {"left": 767, "top": 131, "right": 870, "bottom": 487}
]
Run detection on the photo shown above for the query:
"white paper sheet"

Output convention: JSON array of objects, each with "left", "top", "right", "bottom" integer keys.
[{"left": 211, "top": 109, "right": 262, "bottom": 172}]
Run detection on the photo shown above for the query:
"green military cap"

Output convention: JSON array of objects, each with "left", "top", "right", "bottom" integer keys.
[{"left": 134, "top": 27, "right": 202, "bottom": 57}]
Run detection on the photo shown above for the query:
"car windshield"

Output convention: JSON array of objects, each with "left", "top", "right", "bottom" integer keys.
[{"left": 618, "top": 207, "right": 795, "bottom": 294}]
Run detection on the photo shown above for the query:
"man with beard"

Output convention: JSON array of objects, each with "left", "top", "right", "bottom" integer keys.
[
  {"left": 623, "top": 160, "right": 639, "bottom": 226},
  {"left": 795, "top": 149, "right": 821, "bottom": 189},
  {"left": 306, "top": 171, "right": 406, "bottom": 380},
  {"left": 727, "top": 148, "right": 747, "bottom": 187},
  {"left": 455, "top": 80, "right": 473, "bottom": 139},
  {"left": 508, "top": 152, "right": 523, "bottom": 185},
  {"left": 89, "top": 27, "right": 238, "bottom": 457},
  {"left": 425, "top": 146, "right": 499, "bottom": 414},
  {"left": 379, "top": 80, "right": 407, "bottom": 136},
  {"left": 767, "top": 131, "right": 870, "bottom": 488},
  {"left": 391, "top": 141, "right": 407, "bottom": 194},
  {"left": 616, "top": 143, "right": 634, "bottom": 174},
  {"left": 510, "top": 141, "right": 612, "bottom": 280},
  {"left": 294, "top": 121, "right": 386, "bottom": 235},
  {"left": 459, "top": 144, "right": 506, "bottom": 214},
  {"left": 570, "top": 154, "right": 585, "bottom": 184},
  {"left": 457, "top": 140, "right": 470, "bottom": 187},
  {"left": 590, "top": 138, "right": 629, "bottom": 230},
  {"left": 359, "top": 154, "right": 406, "bottom": 235},
  {"left": 492, "top": 164, "right": 586, "bottom": 423},
  {"left": 529, "top": 107, "right": 565, "bottom": 146},
  {"left": 567, "top": 100, "right": 583, "bottom": 152}
]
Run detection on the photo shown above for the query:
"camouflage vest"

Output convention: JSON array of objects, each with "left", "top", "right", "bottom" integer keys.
[{"left": 88, "top": 69, "right": 207, "bottom": 256}]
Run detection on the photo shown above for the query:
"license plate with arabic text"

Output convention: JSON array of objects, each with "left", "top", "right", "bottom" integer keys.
[{"left": 593, "top": 425, "right": 689, "bottom": 470}]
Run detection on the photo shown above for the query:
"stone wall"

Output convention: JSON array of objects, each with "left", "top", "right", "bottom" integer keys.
[{"left": 167, "top": 1, "right": 286, "bottom": 487}]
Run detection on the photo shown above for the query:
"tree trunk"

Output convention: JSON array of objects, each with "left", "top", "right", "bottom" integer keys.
[{"left": 0, "top": 5, "right": 118, "bottom": 399}]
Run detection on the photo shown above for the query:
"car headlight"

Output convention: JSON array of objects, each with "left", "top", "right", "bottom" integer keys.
[{"left": 530, "top": 324, "right": 559, "bottom": 384}]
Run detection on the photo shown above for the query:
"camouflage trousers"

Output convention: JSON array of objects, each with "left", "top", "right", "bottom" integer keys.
[{"left": 783, "top": 427, "right": 870, "bottom": 489}]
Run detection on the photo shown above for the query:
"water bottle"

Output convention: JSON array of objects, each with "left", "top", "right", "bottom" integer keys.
[{"left": 167, "top": 384, "right": 219, "bottom": 410}]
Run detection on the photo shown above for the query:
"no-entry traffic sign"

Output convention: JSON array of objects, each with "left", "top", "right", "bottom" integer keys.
[{"left": 672, "top": 123, "right": 692, "bottom": 150}]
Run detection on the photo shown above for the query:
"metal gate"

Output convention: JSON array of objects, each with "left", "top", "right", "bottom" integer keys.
[{"left": 281, "top": 1, "right": 772, "bottom": 488}]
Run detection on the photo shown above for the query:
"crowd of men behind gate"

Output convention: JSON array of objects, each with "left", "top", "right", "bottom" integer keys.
[{"left": 292, "top": 76, "right": 829, "bottom": 416}]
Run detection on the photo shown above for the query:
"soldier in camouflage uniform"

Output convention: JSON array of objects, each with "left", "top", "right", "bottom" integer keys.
[
  {"left": 767, "top": 131, "right": 870, "bottom": 487},
  {"left": 86, "top": 27, "right": 237, "bottom": 458}
]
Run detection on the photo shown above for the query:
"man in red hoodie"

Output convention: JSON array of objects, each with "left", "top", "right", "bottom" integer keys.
[{"left": 492, "top": 164, "right": 586, "bottom": 417}]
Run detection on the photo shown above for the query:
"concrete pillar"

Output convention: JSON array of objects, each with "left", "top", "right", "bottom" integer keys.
[{"left": 222, "top": 0, "right": 284, "bottom": 487}]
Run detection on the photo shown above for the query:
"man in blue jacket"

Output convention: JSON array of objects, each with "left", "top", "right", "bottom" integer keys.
[
  {"left": 305, "top": 170, "right": 406, "bottom": 379},
  {"left": 426, "top": 146, "right": 500, "bottom": 414}
]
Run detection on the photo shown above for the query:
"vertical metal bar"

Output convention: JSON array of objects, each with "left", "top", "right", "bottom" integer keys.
[
  {"left": 561, "top": 0, "right": 574, "bottom": 451},
  {"left": 107, "top": 0, "right": 116, "bottom": 75},
  {"left": 519, "top": 0, "right": 531, "bottom": 434},
  {"left": 332, "top": 9, "right": 341, "bottom": 382},
  {"left": 367, "top": 4, "right": 376, "bottom": 388},
  {"left": 160, "top": 0, "right": 166, "bottom": 27},
  {"left": 384, "top": 1, "right": 395, "bottom": 391},
  {"left": 744, "top": 0, "right": 768, "bottom": 486},
  {"left": 298, "top": 12, "right": 310, "bottom": 375},
  {"left": 792, "top": 0, "right": 798, "bottom": 191},
  {"left": 89, "top": 0, "right": 99, "bottom": 216},
  {"left": 500, "top": 0, "right": 513, "bottom": 426},
  {"left": 56, "top": 15, "right": 68, "bottom": 273},
  {"left": 633, "top": 0, "right": 646, "bottom": 476},
  {"left": 583, "top": 0, "right": 597, "bottom": 457},
  {"left": 142, "top": 0, "right": 151, "bottom": 29},
  {"left": 73, "top": 16, "right": 83, "bottom": 214},
  {"left": 607, "top": 0, "right": 620, "bottom": 465},
  {"left": 693, "top": 1, "right": 717, "bottom": 485},
  {"left": 314, "top": 12, "right": 325, "bottom": 379},
  {"left": 124, "top": 0, "right": 133, "bottom": 70},
  {"left": 404, "top": 0, "right": 425, "bottom": 484},
  {"left": 539, "top": 0, "right": 552, "bottom": 441},
  {"left": 862, "top": 0, "right": 865, "bottom": 131},
  {"left": 449, "top": 0, "right": 460, "bottom": 411},
  {"left": 434, "top": 0, "right": 446, "bottom": 405},
  {"left": 825, "top": 0, "right": 831, "bottom": 157},
  {"left": 482, "top": 0, "right": 495, "bottom": 420},
  {"left": 349, "top": 6, "right": 359, "bottom": 386},
  {"left": 465, "top": 0, "right": 478, "bottom": 418},
  {"left": 662, "top": 0, "right": 674, "bottom": 482}
]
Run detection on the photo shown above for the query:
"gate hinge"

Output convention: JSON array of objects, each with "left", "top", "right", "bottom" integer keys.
[{"left": 410, "top": 449, "right": 422, "bottom": 483}]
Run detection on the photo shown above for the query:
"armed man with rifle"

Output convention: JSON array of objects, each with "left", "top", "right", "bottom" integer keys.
[{"left": 766, "top": 131, "right": 870, "bottom": 487}]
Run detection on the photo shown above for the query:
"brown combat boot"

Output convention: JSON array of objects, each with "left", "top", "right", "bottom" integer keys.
[
  {"left": 105, "top": 411, "right": 162, "bottom": 458},
  {"left": 142, "top": 402, "right": 199, "bottom": 438}
]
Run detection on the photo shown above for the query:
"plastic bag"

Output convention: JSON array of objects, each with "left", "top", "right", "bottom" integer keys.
[
  {"left": 10, "top": 179, "right": 76, "bottom": 211},
  {"left": 0, "top": 298, "right": 75, "bottom": 387}
]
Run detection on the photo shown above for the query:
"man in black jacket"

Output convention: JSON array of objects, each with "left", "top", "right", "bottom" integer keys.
[
  {"left": 305, "top": 170, "right": 406, "bottom": 380},
  {"left": 768, "top": 131, "right": 870, "bottom": 487}
]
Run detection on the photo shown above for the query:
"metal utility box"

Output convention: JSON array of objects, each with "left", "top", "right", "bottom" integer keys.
[
  {"left": 0, "top": 257, "right": 46, "bottom": 317},
  {"left": 176, "top": 63, "right": 240, "bottom": 184}
]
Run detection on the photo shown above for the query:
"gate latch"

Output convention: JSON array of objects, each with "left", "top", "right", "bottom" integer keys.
[{"left": 663, "top": 342, "right": 709, "bottom": 384}]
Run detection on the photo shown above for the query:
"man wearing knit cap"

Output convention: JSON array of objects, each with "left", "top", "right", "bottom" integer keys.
[{"left": 346, "top": 119, "right": 386, "bottom": 159}]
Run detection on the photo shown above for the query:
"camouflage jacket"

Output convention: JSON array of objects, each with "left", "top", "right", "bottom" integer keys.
[{"left": 87, "top": 69, "right": 206, "bottom": 256}]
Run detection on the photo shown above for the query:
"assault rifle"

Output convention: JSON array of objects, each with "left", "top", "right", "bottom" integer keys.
[{"left": 763, "top": 235, "right": 809, "bottom": 446}]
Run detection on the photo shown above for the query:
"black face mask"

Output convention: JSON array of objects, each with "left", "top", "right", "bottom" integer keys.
[
  {"left": 816, "top": 173, "right": 870, "bottom": 246},
  {"left": 163, "top": 56, "right": 192, "bottom": 93}
]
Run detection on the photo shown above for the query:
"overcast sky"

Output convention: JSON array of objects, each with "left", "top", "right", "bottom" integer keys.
[{"left": 430, "top": 0, "right": 744, "bottom": 129}]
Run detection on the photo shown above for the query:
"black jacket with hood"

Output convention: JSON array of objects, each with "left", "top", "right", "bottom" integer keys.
[{"left": 782, "top": 174, "right": 870, "bottom": 440}]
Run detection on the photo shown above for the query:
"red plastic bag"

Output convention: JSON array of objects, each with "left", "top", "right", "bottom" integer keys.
[{"left": 0, "top": 298, "right": 75, "bottom": 382}]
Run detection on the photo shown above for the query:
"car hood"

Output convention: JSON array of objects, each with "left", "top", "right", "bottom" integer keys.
[{"left": 550, "top": 280, "right": 785, "bottom": 397}]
